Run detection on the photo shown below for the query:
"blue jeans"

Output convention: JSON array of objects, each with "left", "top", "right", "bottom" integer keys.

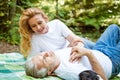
[
  {"left": 80, "top": 37, "right": 95, "bottom": 49},
  {"left": 93, "top": 24, "right": 120, "bottom": 76}
]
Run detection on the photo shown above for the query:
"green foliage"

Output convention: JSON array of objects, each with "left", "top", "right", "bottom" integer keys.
[
  {"left": 55, "top": 0, "right": 120, "bottom": 33},
  {"left": 8, "top": 27, "right": 20, "bottom": 45},
  {"left": 110, "top": 76, "right": 120, "bottom": 80},
  {"left": 0, "top": 0, "right": 40, "bottom": 45},
  {"left": 0, "top": 33, "right": 7, "bottom": 41},
  {"left": 0, "top": 12, "right": 4, "bottom": 17},
  {"left": 1, "top": 0, "right": 120, "bottom": 45},
  {"left": 78, "top": 17, "right": 100, "bottom": 30},
  {"left": 16, "top": 0, "right": 40, "bottom": 8},
  {"left": 8, "top": 13, "right": 21, "bottom": 45},
  {"left": 0, "top": 13, "right": 20, "bottom": 45}
]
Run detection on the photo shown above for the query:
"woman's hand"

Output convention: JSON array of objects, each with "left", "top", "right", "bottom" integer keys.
[
  {"left": 69, "top": 46, "right": 90, "bottom": 63},
  {"left": 68, "top": 38, "right": 84, "bottom": 47},
  {"left": 66, "top": 33, "right": 84, "bottom": 47}
]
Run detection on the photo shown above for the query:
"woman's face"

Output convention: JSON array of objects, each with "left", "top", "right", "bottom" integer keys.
[{"left": 28, "top": 14, "right": 49, "bottom": 34}]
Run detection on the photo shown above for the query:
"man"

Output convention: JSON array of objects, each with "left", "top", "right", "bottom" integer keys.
[
  {"left": 25, "top": 47, "right": 106, "bottom": 80},
  {"left": 25, "top": 24, "right": 120, "bottom": 80}
]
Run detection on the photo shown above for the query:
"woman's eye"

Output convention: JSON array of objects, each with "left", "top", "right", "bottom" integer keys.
[
  {"left": 31, "top": 25, "right": 36, "bottom": 28},
  {"left": 38, "top": 21, "right": 42, "bottom": 24}
]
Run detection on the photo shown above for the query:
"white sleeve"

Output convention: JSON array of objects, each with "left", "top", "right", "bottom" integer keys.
[
  {"left": 56, "top": 19, "right": 73, "bottom": 37},
  {"left": 28, "top": 38, "right": 42, "bottom": 58}
]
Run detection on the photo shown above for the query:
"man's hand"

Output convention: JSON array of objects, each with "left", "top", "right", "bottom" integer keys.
[
  {"left": 69, "top": 46, "right": 89, "bottom": 63},
  {"left": 69, "top": 46, "right": 107, "bottom": 80}
]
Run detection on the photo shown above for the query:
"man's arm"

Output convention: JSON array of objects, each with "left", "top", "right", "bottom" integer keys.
[
  {"left": 84, "top": 49, "right": 107, "bottom": 80},
  {"left": 69, "top": 46, "right": 107, "bottom": 80}
]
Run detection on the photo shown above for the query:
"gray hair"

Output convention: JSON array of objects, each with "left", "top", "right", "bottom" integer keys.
[{"left": 25, "top": 57, "right": 48, "bottom": 78}]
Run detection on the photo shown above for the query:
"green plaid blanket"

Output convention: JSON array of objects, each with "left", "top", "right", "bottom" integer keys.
[
  {"left": 0, "top": 53, "right": 62, "bottom": 80},
  {"left": 0, "top": 52, "right": 120, "bottom": 80}
]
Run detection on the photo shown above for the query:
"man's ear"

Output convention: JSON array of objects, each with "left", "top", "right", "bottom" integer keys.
[
  {"left": 47, "top": 68, "right": 55, "bottom": 76},
  {"left": 47, "top": 69, "right": 52, "bottom": 75},
  {"left": 48, "top": 72, "right": 56, "bottom": 76}
]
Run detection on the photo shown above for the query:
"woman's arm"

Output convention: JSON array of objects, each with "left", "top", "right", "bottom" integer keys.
[
  {"left": 56, "top": 19, "right": 84, "bottom": 47},
  {"left": 69, "top": 46, "right": 107, "bottom": 80},
  {"left": 66, "top": 33, "right": 84, "bottom": 47}
]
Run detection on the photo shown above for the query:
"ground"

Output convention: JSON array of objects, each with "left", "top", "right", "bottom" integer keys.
[{"left": 0, "top": 41, "right": 20, "bottom": 53}]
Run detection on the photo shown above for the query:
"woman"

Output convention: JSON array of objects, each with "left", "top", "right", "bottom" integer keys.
[{"left": 19, "top": 7, "right": 94, "bottom": 58}]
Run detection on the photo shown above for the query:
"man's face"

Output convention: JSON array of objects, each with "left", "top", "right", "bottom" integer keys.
[{"left": 32, "top": 51, "right": 57, "bottom": 70}]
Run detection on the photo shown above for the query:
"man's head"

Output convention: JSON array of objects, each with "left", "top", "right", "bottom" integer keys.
[{"left": 25, "top": 51, "right": 60, "bottom": 78}]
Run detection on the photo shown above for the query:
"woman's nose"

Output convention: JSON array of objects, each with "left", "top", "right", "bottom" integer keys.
[{"left": 36, "top": 25, "right": 41, "bottom": 29}]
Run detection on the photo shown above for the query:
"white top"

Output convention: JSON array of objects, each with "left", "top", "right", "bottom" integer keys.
[
  {"left": 54, "top": 48, "right": 112, "bottom": 80},
  {"left": 28, "top": 19, "right": 72, "bottom": 57}
]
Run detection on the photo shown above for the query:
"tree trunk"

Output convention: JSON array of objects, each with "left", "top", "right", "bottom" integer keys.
[
  {"left": 55, "top": 0, "right": 59, "bottom": 18},
  {"left": 9, "top": 0, "right": 17, "bottom": 29},
  {"left": 0, "top": 0, "right": 9, "bottom": 33}
]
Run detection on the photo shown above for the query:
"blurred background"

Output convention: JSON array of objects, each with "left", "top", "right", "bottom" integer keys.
[{"left": 0, "top": 0, "right": 120, "bottom": 53}]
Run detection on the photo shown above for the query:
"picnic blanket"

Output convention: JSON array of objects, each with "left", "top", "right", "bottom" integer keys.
[
  {"left": 0, "top": 52, "right": 62, "bottom": 80},
  {"left": 0, "top": 52, "right": 120, "bottom": 80}
]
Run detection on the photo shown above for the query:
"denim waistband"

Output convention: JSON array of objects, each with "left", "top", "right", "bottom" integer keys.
[{"left": 111, "top": 61, "right": 120, "bottom": 76}]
